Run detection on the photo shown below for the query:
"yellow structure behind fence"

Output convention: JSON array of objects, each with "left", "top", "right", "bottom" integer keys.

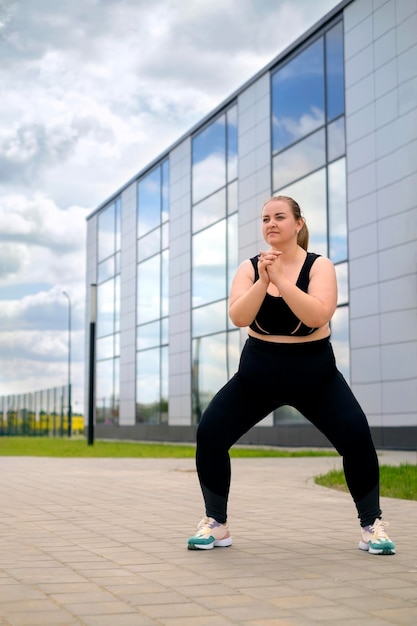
[{"left": 0, "top": 386, "right": 84, "bottom": 437}]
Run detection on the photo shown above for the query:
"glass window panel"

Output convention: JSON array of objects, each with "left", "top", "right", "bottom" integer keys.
[
  {"left": 192, "top": 333, "right": 227, "bottom": 423},
  {"left": 328, "top": 157, "right": 347, "bottom": 263},
  {"left": 192, "top": 188, "right": 226, "bottom": 233},
  {"left": 115, "top": 251, "right": 121, "bottom": 275},
  {"left": 138, "top": 228, "right": 161, "bottom": 262},
  {"left": 114, "top": 275, "right": 120, "bottom": 333},
  {"left": 274, "top": 405, "right": 309, "bottom": 425},
  {"left": 275, "top": 168, "right": 327, "bottom": 256},
  {"left": 193, "top": 300, "right": 226, "bottom": 337},
  {"left": 97, "top": 279, "right": 115, "bottom": 338},
  {"left": 96, "top": 335, "right": 114, "bottom": 361},
  {"left": 227, "top": 105, "right": 238, "bottom": 182},
  {"left": 327, "top": 116, "right": 345, "bottom": 162},
  {"left": 137, "top": 167, "right": 161, "bottom": 237},
  {"left": 161, "top": 317, "right": 169, "bottom": 345},
  {"left": 192, "top": 116, "right": 226, "bottom": 203},
  {"left": 227, "top": 213, "right": 238, "bottom": 295},
  {"left": 96, "top": 359, "right": 114, "bottom": 424},
  {"left": 115, "top": 197, "right": 121, "bottom": 251},
  {"left": 227, "top": 330, "right": 241, "bottom": 379},
  {"left": 227, "top": 180, "right": 238, "bottom": 215},
  {"left": 97, "top": 203, "right": 115, "bottom": 262},
  {"left": 162, "top": 221, "right": 169, "bottom": 249},
  {"left": 272, "top": 38, "right": 325, "bottom": 152},
  {"left": 113, "top": 357, "right": 120, "bottom": 424},
  {"left": 336, "top": 262, "right": 348, "bottom": 306},
  {"left": 137, "top": 255, "right": 161, "bottom": 324},
  {"left": 161, "top": 345, "right": 169, "bottom": 424},
  {"left": 137, "top": 321, "right": 160, "bottom": 350},
  {"left": 161, "top": 249, "right": 169, "bottom": 318},
  {"left": 136, "top": 348, "right": 160, "bottom": 424},
  {"left": 326, "top": 21, "right": 345, "bottom": 121},
  {"left": 97, "top": 257, "right": 114, "bottom": 284},
  {"left": 162, "top": 159, "right": 169, "bottom": 223},
  {"left": 331, "top": 305, "right": 350, "bottom": 383},
  {"left": 114, "top": 332, "right": 120, "bottom": 357},
  {"left": 272, "top": 128, "right": 325, "bottom": 190},
  {"left": 192, "top": 220, "right": 226, "bottom": 307}
]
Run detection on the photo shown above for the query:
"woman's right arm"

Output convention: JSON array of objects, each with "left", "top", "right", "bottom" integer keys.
[{"left": 228, "top": 259, "right": 269, "bottom": 327}]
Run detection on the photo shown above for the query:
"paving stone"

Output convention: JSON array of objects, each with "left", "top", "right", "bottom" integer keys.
[
  {"left": 5, "top": 611, "right": 78, "bottom": 625},
  {"left": 0, "top": 453, "right": 415, "bottom": 626},
  {"left": 76, "top": 615, "right": 156, "bottom": 626}
]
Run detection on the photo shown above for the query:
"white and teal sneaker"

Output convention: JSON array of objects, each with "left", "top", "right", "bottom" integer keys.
[
  {"left": 188, "top": 516, "right": 233, "bottom": 550},
  {"left": 359, "top": 519, "right": 396, "bottom": 555}
]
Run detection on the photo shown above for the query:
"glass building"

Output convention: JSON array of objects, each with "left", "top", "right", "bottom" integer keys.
[{"left": 86, "top": 0, "right": 417, "bottom": 449}]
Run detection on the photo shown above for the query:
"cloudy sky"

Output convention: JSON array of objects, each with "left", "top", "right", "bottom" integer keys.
[{"left": 0, "top": 0, "right": 340, "bottom": 412}]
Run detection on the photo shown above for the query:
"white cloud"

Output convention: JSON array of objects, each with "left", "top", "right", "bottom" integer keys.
[
  {"left": 0, "top": 0, "right": 340, "bottom": 409},
  {"left": 0, "top": 194, "right": 87, "bottom": 252}
]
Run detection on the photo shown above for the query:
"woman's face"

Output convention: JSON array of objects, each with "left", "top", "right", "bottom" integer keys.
[{"left": 261, "top": 199, "right": 301, "bottom": 248}]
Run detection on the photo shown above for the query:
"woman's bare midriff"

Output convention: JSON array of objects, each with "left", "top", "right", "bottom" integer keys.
[{"left": 247, "top": 324, "right": 331, "bottom": 344}]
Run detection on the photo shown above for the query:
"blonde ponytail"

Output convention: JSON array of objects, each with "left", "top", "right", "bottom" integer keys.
[{"left": 297, "top": 220, "right": 309, "bottom": 251}]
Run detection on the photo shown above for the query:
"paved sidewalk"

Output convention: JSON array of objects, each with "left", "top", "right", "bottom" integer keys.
[{"left": 0, "top": 450, "right": 416, "bottom": 626}]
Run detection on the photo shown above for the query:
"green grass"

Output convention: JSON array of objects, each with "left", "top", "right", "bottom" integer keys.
[
  {"left": 2, "top": 438, "right": 415, "bottom": 500},
  {"left": 0, "top": 437, "right": 338, "bottom": 459},
  {"left": 315, "top": 463, "right": 417, "bottom": 501}
]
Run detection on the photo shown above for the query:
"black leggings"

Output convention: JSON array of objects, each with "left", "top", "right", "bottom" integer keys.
[{"left": 196, "top": 336, "right": 381, "bottom": 527}]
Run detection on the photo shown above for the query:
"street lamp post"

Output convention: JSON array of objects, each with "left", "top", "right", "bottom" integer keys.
[
  {"left": 88, "top": 284, "right": 97, "bottom": 446},
  {"left": 62, "top": 291, "right": 72, "bottom": 437}
]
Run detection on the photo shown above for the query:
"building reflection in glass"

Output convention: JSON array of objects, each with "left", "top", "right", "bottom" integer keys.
[
  {"left": 96, "top": 198, "right": 121, "bottom": 424},
  {"left": 271, "top": 18, "right": 348, "bottom": 425},
  {"left": 136, "top": 160, "right": 169, "bottom": 424},
  {"left": 191, "top": 105, "right": 238, "bottom": 423}
]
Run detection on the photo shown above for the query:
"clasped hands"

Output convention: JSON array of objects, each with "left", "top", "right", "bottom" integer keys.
[{"left": 257, "top": 249, "right": 283, "bottom": 285}]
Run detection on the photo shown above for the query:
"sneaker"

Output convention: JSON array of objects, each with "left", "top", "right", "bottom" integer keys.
[
  {"left": 359, "top": 518, "right": 396, "bottom": 555},
  {"left": 187, "top": 516, "right": 233, "bottom": 550}
]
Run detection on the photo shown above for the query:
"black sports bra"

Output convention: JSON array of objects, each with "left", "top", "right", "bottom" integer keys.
[{"left": 249, "top": 252, "right": 321, "bottom": 337}]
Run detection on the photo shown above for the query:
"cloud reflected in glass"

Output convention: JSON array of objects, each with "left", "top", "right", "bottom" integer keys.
[
  {"left": 272, "top": 38, "right": 325, "bottom": 152},
  {"left": 272, "top": 128, "right": 325, "bottom": 191},
  {"left": 329, "top": 157, "right": 347, "bottom": 263},
  {"left": 275, "top": 167, "right": 327, "bottom": 256},
  {"left": 192, "top": 220, "right": 226, "bottom": 307}
]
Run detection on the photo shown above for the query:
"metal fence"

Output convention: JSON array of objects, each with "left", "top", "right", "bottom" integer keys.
[{"left": 0, "top": 385, "right": 84, "bottom": 437}]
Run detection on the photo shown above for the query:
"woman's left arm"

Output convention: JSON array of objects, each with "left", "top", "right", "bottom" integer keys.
[{"left": 269, "top": 256, "right": 338, "bottom": 328}]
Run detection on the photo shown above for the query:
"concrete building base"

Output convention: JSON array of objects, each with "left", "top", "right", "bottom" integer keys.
[{"left": 94, "top": 423, "right": 417, "bottom": 451}]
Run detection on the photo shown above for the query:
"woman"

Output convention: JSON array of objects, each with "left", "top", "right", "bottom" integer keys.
[{"left": 188, "top": 195, "right": 395, "bottom": 556}]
